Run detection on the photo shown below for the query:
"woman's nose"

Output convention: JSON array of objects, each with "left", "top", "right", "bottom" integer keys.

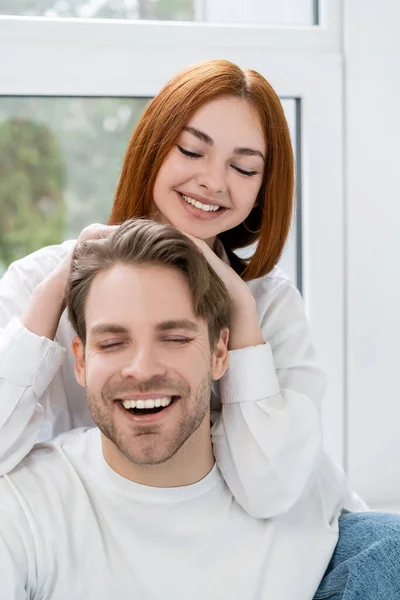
[{"left": 196, "top": 163, "right": 227, "bottom": 195}]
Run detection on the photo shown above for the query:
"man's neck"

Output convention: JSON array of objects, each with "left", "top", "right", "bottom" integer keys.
[{"left": 101, "top": 424, "right": 215, "bottom": 488}]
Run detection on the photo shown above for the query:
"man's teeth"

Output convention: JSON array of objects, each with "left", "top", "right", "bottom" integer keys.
[
  {"left": 182, "top": 194, "right": 220, "bottom": 212},
  {"left": 121, "top": 397, "right": 172, "bottom": 410}
]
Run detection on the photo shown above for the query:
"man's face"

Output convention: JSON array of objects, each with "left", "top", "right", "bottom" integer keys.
[{"left": 73, "top": 263, "right": 228, "bottom": 466}]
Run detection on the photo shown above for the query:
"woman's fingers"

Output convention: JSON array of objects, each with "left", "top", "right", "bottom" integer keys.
[{"left": 76, "top": 223, "right": 120, "bottom": 245}]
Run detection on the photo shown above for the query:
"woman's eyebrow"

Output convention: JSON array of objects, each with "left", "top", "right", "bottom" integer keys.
[
  {"left": 183, "top": 126, "right": 213, "bottom": 145},
  {"left": 233, "top": 147, "right": 265, "bottom": 161},
  {"left": 183, "top": 126, "right": 264, "bottom": 161}
]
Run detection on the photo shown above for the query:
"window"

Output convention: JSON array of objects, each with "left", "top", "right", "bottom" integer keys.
[{"left": 0, "top": 1, "right": 344, "bottom": 465}]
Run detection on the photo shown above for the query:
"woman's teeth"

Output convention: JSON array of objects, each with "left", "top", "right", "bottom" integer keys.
[
  {"left": 181, "top": 194, "right": 220, "bottom": 212},
  {"left": 122, "top": 397, "right": 172, "bottom": 410}
]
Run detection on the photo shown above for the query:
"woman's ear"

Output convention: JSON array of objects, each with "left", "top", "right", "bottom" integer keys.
[
  {"left": 72, "top": 336, "right": 86, "bottom": 388},
  {"left": 211, "top": 327, "right": 229, "bottom": 381}
]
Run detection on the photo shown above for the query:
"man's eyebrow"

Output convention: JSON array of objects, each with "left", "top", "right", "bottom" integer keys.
[
  {"left": 89, "top": 324, "right": 129, "bottom": 337},
  {"left": 156, "top": 319, "right": 199, "bottom": 333},
  {"left": 183, "top": 126, "right": 264, "bottom": 161}
]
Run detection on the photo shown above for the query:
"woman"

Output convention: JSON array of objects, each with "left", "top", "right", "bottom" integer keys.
[{"left": 0, "top": 59, "right": 356, "bottom": 518}]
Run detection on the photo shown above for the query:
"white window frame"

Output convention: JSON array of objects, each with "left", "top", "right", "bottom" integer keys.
[{"left": 0, "top": 0, "right": 345, "bottom": 465}]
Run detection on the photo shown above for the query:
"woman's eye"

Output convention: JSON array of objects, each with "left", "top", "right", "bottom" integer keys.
[
  {"left": 233, "top": 165, "right": 258, "bottom": 177},
  {"left": 177, "top": 145, "right": 202, "bottom": 159}
]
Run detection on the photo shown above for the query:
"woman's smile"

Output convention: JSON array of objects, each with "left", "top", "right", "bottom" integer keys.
[{"left": 177, "top": 191, "right": 229, "bottom": 221}]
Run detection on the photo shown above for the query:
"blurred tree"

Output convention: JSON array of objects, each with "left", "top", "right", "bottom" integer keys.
[
  {"left": 0, "top": 97, "right": 149, "bottom": 270},
  {"left": 136, "top": 0, "right": 194, "bottom": 20},
  {"left": 0, "top": 0, "right": 194, "bottom": 20},
  {"left": 0, "top": 0, "right": 57, "bottom": 15},
  {"left": 0, "top": 118, "right": 66, "bottom": 267}
]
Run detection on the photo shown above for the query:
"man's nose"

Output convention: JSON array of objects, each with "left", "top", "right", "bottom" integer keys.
[{"left": 120, "top": 346, "right": 166, "bottom": 381}]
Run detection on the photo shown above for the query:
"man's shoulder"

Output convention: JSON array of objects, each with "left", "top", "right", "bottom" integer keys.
[
  {"left": 0, "top": 428, "right": 101, "bottom": 594},
  {"left": 1, "top": 427, "right": 98, "bottom": 498}
]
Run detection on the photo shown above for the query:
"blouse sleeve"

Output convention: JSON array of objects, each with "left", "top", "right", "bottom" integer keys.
[
  {"left": 211, "top": 273, "right": 325, "bottom": 518},
  {"left": 0, "top": 245, "right": 71, "bottom": 475}
]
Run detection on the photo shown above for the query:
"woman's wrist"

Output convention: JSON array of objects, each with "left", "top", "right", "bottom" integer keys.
[
  {"left": 46, "top": 254, "right": 71, "bottom": 304},
  {"left": 20, "top": 257, "right": 70, "bottom": 341},
  {"left": 228, "top": 297, "right": 264, "bottom": 350}
]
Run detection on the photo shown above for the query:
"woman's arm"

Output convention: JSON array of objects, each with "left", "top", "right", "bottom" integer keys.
[
  {"left": 0, "top": 245, "right": 72, "bottom": 475},
  {"left": 179, "top": 236, "right": 324, "bottom": 518},
  {"left": 0, "top": 224, "right": 118, "bottom": 476},
  {"left": 212, "top": 274, "right": 324, "bottom": 518},
  {"left": 19, "top": 253, "right": 70, "bottom": 341},
  {"left": 0, "top": 316, "right": 66, "bottom": 475}
]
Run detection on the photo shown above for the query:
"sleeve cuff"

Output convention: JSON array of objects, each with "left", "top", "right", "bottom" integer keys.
[
  {"left": 0, "top": 317, "right": 66, "bottom": 397},
  {"left": 219, "top": 343, "right": 280, "bottom": 404}
]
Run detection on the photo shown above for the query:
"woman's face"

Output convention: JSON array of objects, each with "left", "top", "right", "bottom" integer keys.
[{"left": 152, "top": 96, "right": 266, "bottom": 246}]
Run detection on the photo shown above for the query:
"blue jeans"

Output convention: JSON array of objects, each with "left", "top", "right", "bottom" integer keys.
[{"left": 313, "top": 511, "right": 400, "bottom": 599}]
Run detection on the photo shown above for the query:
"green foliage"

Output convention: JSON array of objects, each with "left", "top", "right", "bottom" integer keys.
[
  {"left": 136, "top": 0, "right": 194, "bottom": 20},
  {"left": 0, "top": 118, "right": 66, "bottom": 267},
  {"left": 0, "top": 0, "right": 58, "bottom": 16}
]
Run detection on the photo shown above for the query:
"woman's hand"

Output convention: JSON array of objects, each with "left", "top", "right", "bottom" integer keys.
[
  {"left": 182, "top": 233, "right": 265, "bottom": 350},
  {"left": 52, "top": 223, "right": 120, "bottom": 298},
  {"left": 20, "top": 223, "right": 119, "bottom": 341}
]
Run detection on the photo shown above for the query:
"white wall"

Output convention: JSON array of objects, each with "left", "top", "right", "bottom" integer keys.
[{"left": 345, "top": 0, "right": 400, "bottom": 509}]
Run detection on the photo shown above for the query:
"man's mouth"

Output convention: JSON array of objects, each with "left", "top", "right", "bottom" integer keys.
[{"left": 119, "top": 396, "right": 178, "bottom": 416}]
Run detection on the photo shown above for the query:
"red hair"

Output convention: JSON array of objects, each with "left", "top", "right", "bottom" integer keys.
[{"left": 109, "top": 60, "right": 294, "bottom": 281}]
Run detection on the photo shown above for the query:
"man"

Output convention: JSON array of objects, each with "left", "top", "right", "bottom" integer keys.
[{"left": 1, "top": 220, "right": 399, "bottom": 600}]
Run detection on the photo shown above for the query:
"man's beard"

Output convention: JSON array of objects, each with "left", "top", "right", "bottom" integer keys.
[{"left": 86, "top": 374, "right": 212, "bottom": 466}]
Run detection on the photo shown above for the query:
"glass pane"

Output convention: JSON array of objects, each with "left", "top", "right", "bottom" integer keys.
[
  {"left": 0, "top": 96, "right": 300, "bottom": 289},
  {"left": 0, "top": 97, "right": 148, "bottom": 273},
  {"left": 0, "top": 0, "right": 316, "bottom": 25},
  {"left": 200, "top": 0, "right": 316, "bottom": 26}
]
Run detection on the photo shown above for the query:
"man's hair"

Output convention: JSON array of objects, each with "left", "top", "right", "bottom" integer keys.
[{"left": 67, "top": 219, "right": 231, "bottom": 348}]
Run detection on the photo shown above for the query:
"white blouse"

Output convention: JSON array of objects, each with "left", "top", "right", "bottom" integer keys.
[{"left": 0, "top": 239, "right": 365, "bottom": 519}]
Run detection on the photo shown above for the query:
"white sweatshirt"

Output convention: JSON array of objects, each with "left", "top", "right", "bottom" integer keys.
[
  {"left": 0, "top": 240, "right": 363, "bottom": 519},
  {"left": 0, "top": 427, "right": 340, "bottom": 600}
]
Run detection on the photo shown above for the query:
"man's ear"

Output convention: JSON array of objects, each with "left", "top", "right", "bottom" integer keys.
[
  {"left": 72, "top": 336, "right": 86, "bottom": 388},
  {"left": 211, "top": 327, "right": 229, "bottom": 381}
]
